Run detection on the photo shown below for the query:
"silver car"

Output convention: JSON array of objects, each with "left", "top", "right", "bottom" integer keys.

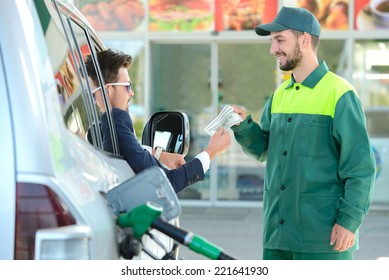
[{"left": 0, "top": 0, "right": 187, "bottom": 260}]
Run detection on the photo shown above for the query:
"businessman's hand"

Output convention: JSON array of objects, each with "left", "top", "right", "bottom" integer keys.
[
  {"left": 205, "top": 127, "right": 231, "bottom": 160},
  {"left": 159, "top": 152, "right": 186, "bottom": 169}
]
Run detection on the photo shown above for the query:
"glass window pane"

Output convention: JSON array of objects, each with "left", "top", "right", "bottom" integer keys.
[
  {"left": 353, "top": 39, "right": 389, "bottom": 137},
  {"left": 317, "top": 40, "right": 348, "bottom": 75},
  {"left": 68, "top": 19, "right": 106, "bottom": 149},
  {"left": 151, "top": 44, "right": 211, "bottom": 200},
  {"left": 216, "top": 43, "right": 276, "bottom": 201},
  {"left": 49, "top": 14, "right": 96, "bottom": 144},
  {"left": 352, "top": 39, "right": 389, "bottom": 204}
]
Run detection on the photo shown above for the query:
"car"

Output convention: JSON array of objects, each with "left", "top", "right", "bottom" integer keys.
[{"left": 0, "top": 0, "right": 188, "bottom": 260}]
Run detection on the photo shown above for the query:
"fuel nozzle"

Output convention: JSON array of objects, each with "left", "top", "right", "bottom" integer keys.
[{"left": 117, "top": 202, "right": 162, "bottom": 240}]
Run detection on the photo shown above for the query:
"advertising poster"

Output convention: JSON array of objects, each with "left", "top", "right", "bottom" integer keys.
[
  {"left": 76, "top": 0, "right": 389, "bottom": 32},
  {"left": 76, "top": 0, "right": 277, "bottom": 33},
  {"left": 149, "top": 0, "right": 213, "bottom": 32},
  {"left": 77, "top": 0, "right": 145, "bottom": 31},
  {"left": 355, "top": 0, "right": 389, "bottom": 30},
  {"left": 284, "top": 0, "right": 349, "bottom": 30},
  {"left": 214, "top": 0, "right": 277, "bottom": 31}
]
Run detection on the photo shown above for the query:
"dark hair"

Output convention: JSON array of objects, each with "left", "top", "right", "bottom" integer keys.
[
  {"left": 85, "top": 48, "right": 132, "bottom": 85},
  {"left": 292, "top": 30, "right": 320, "bottom": 52}
]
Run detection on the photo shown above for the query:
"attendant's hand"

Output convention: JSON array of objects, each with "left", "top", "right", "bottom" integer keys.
[
  {"left": 330, "top": 223, "right": 355, "bottom": 252},
  {"left": 205, "top": 127, "right": 231, "bottom": 160},
  {"left": 231, "top": 105, "right": 248, "bottom": 125},
  {"left": 159, "top": 152, "right": 186, "bottom": 169}
]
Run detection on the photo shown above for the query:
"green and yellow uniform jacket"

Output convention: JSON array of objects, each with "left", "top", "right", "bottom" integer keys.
[{"left": 232, "top": 61, "right": 376, "bottom": 253}]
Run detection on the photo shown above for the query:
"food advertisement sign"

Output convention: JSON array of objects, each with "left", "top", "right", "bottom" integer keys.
[
  {"left": 149, "top": 0, "right": 213, "bottom": 32},
  {"left": 284, "top": 0, "right": 349, "bottom": 30},
  {"left": 149, "top": 0, "right": 277, "bottom": 32},
  {"left": 77, "top": 0, "right": 145, "bottom": 31},
  {"left": 214, "top": 0, "right": 277, "bottom": 31},
  {"left": 355, "top": 0, "right": 389, "bottom": 30},
  {"left": 75, "top": 0, "right": 389, "bottom": 33},
  {"left": 76, "top": 0, "right": 276, "bottom": 32}
]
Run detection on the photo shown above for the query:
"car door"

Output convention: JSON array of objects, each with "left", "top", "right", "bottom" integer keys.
[
  {"left": 54, "top": 0, "right": 181, "bottom": 259},
  {"left": 53, "top": 0, "right": 136, "bottom": 183}
]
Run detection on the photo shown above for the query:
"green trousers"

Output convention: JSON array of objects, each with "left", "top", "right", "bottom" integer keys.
[{"left": 263, "top": 249, "right": 353, "bottom": 260}]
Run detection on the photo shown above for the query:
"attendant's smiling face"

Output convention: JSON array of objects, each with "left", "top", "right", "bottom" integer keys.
[{"left": 270, "top": 30, "right": 304, "bottom": 71}]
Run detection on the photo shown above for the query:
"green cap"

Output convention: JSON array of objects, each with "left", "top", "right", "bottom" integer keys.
[{"left": 255, "top": 7, "right": 321, "bottom": 37}]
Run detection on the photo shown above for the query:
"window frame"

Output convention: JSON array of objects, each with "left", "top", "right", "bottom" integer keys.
[{"left": 53, "top": 0, "right": 121, "bottom": 155}]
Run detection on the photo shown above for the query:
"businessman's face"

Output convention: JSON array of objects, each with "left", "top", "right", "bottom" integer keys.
[{"left": 107, "top": 67, "right": 134, "bottom": 112}]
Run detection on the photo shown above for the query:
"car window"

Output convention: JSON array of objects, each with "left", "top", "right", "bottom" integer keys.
[
  {"left": 40, "top": 1, "right": 121, "bottom": 153},
  {"left": 69, "top": 21, "right": 119, "bottom": 154},
  {"left": 39, "top": 7, "right": 97, "bottom": 147},
  {"left": 65, "top": 17, "right": 105, "bottom": 148},
  {"left": 63, "top": 11, "right": 120, "bottom": 154}
]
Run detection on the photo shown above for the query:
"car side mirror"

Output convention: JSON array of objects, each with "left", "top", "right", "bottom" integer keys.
[{"left": 142, "top": 111, "right": 189, "bottom": 156}]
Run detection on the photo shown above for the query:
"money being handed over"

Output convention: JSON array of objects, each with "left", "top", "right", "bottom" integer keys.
[{"left": 204, "top": 105, "right": 243, "bottom": 136}]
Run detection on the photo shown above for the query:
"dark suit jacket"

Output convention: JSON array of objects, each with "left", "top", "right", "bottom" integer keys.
[{"left": 101, "top": 108, "right": 204, "bottom": 193}]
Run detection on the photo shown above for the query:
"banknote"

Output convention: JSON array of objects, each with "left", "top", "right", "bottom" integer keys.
[{"left": 204, "top": 105, "right": 243, "bottom": 136}]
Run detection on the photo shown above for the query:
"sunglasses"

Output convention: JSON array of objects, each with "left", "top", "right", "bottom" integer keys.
[
  {"left": 91, "top": 82, "right": 132, "bottom": 99},
  {"left": 107, "top": 82, "right": 132, "bottom": 92}
]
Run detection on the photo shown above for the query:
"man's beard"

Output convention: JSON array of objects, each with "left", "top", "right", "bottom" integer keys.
[{"left": 279, "top": 42, "right": 303, "bottom": 71}]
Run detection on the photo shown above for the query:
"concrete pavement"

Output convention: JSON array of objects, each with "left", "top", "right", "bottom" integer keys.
[{"left": 177, "top": 205, "right": 389, "bottom": 260}]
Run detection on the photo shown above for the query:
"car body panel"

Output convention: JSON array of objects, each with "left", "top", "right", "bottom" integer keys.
[
  {"left": 0, "top": 39, "right": 17, "bottom": 260},
  {"left": 1, "top": 0, "right": 187, "bottom": 260},
  {"left": 0, "top": 0, "right": 124, "bottom": 260}
]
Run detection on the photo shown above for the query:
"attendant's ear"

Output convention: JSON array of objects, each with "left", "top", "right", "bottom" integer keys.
[{"left": 301, "top": 33, "right": 311, "bottom": 48}]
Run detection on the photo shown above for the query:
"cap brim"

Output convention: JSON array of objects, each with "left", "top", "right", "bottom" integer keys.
[{"left": 255, "top": 22, "right": 288, "bottom": 36}]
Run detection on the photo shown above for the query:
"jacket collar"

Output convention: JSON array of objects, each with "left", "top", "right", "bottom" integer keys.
[{"left": 285, "top": 61, "right": 329, "bottom": 89}]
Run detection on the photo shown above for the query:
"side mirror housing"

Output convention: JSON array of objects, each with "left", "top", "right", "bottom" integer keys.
[{"left": 142, "top": 111, "right": 189, "bottom": 156}]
